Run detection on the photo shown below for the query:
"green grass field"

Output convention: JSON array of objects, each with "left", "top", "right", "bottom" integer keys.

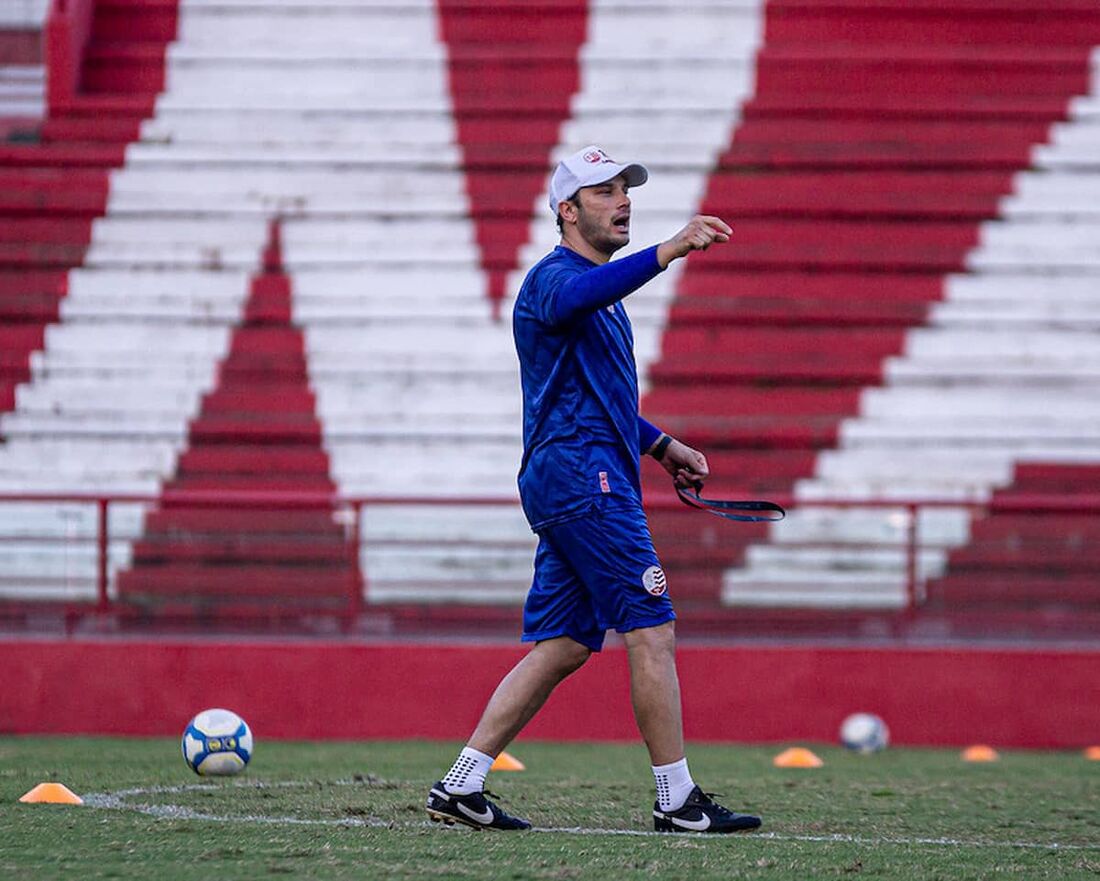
[{"left": 2, "top": 737, "right": 1098, "bottom": 880}]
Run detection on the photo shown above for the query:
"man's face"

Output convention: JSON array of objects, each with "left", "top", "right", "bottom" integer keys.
[{"left": 570, "top": 174, "right": 632, "bottom": 255}]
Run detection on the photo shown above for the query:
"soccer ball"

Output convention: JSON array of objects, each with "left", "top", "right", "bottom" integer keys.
[
  {"left": 182, "top": 708, "right": 253, "bottom": 776},
  {"left": 839, "top": 712, "right": 889, "bottom": 754}
]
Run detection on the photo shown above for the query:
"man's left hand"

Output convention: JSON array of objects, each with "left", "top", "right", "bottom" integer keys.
[{"left": 655, "top": 437, "right": 709, "bottom": 489}]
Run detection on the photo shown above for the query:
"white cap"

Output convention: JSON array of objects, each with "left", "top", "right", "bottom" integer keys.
[{"left": 548, "top": 145, "right": 649, "bottom": 215}]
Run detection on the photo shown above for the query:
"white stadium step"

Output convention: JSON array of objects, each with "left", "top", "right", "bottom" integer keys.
[
  {"left": 0, "top": 0, "right": 49, "bottom": 27},
  {"left": 767, "top": 507, "right": 971, "bottom": 546},
  {"left": 723, "top": 571, "right": 910, "bottom": 609},
  {"left": 743, "top": 545, "right": 945, "bottom": 581}
]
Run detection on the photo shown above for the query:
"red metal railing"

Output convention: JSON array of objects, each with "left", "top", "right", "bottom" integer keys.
[{"left": 0, "top": 490, "right": 1095, "bottom": 623}]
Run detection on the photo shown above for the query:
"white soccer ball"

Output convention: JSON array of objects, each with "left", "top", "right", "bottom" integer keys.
[
  {"left": 182, "top": 708, "right": 253, "bottom": 776},
  {"left": 839, "top": 712, "right": 889, "bottom": 754}
]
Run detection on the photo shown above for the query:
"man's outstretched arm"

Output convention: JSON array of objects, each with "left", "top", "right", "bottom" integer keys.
[
  {"left": 550, "top": 246, "right": 664, "bottom": 326},
  {"left": 549, "top": 215, "right": 733, "bottom": 326}
]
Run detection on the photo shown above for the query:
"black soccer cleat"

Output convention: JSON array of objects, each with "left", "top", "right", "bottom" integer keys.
[
  {"left": 653, "top": 785, "right": 762, "bottom": 833},
  {"left": 426, "top": 781, "right": 532, "bottom": 831}
]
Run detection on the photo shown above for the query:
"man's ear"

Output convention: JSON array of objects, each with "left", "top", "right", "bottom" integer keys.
[{"left": 558, "top": 198, "right": 579, "bottom": 226}]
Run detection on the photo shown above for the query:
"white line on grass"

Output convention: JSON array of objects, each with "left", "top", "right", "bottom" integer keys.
[{"left": 83, "top": 780, "right": 1100, "bottom": 853}]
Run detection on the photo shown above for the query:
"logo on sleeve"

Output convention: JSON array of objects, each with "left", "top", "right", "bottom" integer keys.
[
  {"left": 599, "top": 471, "right": 611, "bottom": 493},
  {"left": 642, "top": 565, "right": 667, "bottom": 596}
]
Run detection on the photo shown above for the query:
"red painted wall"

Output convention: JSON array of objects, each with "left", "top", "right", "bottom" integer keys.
[{"left": 3, "top": 640, "right": 1097, "bottom": 748}]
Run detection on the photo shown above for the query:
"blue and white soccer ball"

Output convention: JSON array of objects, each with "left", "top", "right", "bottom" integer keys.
[
  {"left": 182, "top": 708, "right": 253, "bottom": 776},
  {"left": 839, "top": 712, "right": 889, "bottom": 754}
]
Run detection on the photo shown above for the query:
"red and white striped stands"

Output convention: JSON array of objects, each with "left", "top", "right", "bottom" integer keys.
[
  {"left": 925, "top": 465, "right": 1100, "bottom": 636},
  {"left": 0, "top": 0, "right": 1097, "bottom": 638},
  {"left": 115, "top": 219, "right": 355, "bottom": 622},
  {"left": 644, "top": 0, "right": 1100, "bottom": 637}
]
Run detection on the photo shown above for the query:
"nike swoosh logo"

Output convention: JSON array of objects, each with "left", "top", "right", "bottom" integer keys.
[
  {"left": 670, "top": 813, "right": 711, "bottom": 831},
  {"left": 457, "top": 802, "right": 495, "bottom": 825}
]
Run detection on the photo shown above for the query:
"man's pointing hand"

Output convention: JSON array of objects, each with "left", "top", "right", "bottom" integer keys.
[{"left": 657, "top": 215, "right": 733, "bottom": 268}]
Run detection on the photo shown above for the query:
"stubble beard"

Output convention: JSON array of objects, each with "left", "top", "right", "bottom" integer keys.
[{"left": 577, "top": 207, "right": 628, "bottom": 257}]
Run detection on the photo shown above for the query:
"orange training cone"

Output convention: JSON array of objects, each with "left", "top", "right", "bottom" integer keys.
[
  {"left": 961, "top": 745, "right": 1000, "bottom": 763},
  {"left": 1084, "top": 746, "right": 1100, "bottom": 761},
  {"left": 773, "top": 747, "right": 823, "bottom": 768},
  {"left": 19, "top": 783, "right": 83, "bottom": 805},
  {"left": 491, "top": 751, "right": 526, "bottom": 772}
]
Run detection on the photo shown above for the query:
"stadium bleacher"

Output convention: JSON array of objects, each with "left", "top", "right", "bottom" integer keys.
[
  {"left": 0, "top": 0, "right": 1097, "bottom": 640},
  {"left": 643, "top": 0, "right": 1100, "bottom": 637}
]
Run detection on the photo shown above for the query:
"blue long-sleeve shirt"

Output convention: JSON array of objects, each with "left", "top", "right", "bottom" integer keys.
[{"left": 513, "top": 244, "right": 665, "bottom": 530}]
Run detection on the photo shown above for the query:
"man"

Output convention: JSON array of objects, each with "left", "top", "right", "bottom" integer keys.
[{"left": 427, "top": 146, "right": 761, "bottom": 834}]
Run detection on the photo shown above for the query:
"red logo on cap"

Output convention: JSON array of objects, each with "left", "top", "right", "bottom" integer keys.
[{"left": 583, "top": 149, "right": 612, "bottom": 164}]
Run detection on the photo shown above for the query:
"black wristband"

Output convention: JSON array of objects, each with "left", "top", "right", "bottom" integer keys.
[{"left": 651, "top": 434, "right": 673, "bottom": 461}]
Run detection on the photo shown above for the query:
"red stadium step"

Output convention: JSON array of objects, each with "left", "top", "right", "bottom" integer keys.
[
  {"left": 0, "top": 167, "right": 110, "bottom": 191},
  {"left": 0, "top": 186, "right": 110, "bottom": 216},
  {"left": 200, "top": 386, "right": 320, "bottom": 415},
  {"left": 0, "top": 28, "right": 41, "bottom": 64},
  {"left": 0, "top": 218, "right": 94, "bottom": 243},
  {"left": 926, "top": 575, "right": 1100, "bottom": 609},
  {"left": 660, "top": 327, "right": 908, "bottom": 359},
  {"left": 676, "top": 272, "right": 944, "bottom": 302},
  {"left": 754, "top": 50, "right": 1091, "bottom": 98},
  {"left": 121, "top": 566, "right": 351, "bottom": 598},
  {"left": 0, "top": 143, "right": 126, "bottom": 167},
  {"left": 90, "top": 0, "right": 179, "bottom": 43},
  {"left": 0, "top": 293, "right": 66, "bottom": 322},
  {"left": 438, "top": 0, "right": 588, "bottom": 315},
  {"left": 742, "top": 93, "right": 1078, "bottom": 121},
  {"left": 966, "top": 514, "right": 1100, "bottom": 543},
  {"left": 1002, "top": 464, "right": 1100, "bottom": 493},
  {"left": 178, "top": 446, "right": 333, "bottom": 474},
  {"left": 132, "top": 537, "right": 348, "bottom": 566},
  {"left": 646, "top": 388, "right": 862, "bottom": 418},
  {"left": 187, "top": 418, "right": 323, "bottom": 446},
  {"left": 83, "top": 44, "right": 172, "bottom": 93},
  {"left": 169, "top": 475, "right": 337, "bottom": 493},
  {"left": 665, "top": 298, "right": 929, "bottom": 330},
  {"left": 764, "top": 0, "right": 1100, "bottom": 48},
  {"left": 943, "top": 547, "right": 1100, "bottom": 575},
  {"left": 39, "top": 116, "right": 144, "bottom": 144},
  {"left": 703, "top": 173, "right": 1012, "bottom": 221},
  {"left": 143, "top": 508, "right": 349, "bottom": 535},
  {"left": 117, "top": 219, "right": 355, "bottom": 620}
]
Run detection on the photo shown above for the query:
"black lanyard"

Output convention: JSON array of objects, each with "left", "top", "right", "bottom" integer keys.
[{"left": 676, "top": 483, "right": 786, "bottom": 523}]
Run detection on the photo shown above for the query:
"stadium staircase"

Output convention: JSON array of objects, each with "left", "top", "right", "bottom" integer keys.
[
  {"left": 923, "top": 464, "right": 1100, "bottom": 636},
  {"left": 640, "top": 0, "right": 1100, "bottom": 639},
  {"left": 0, "top": 0, "right": 177, "bottom": 423},
  {"left": 115, "top": 219, "right": 354, "bottom": 624},
  {"left": 438, "top": 0, "right": 587, "bottom": 316}
]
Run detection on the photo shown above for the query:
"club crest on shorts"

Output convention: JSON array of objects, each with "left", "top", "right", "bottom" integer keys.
[{"left": 642, "top": 565, "right": 667, "bottom": 596}]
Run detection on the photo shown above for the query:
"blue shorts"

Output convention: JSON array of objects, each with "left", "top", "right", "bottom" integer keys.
[{"left": 522, "top": 499, "right": 676, "bottom": 652}]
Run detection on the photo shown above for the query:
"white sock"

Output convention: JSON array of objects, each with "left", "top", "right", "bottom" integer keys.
[
  {"left": 652, "top": 757, "right": 696, "bottom": 812},
  {"left": 441, "top": 747, "right": 494, "bottom": 795}
]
